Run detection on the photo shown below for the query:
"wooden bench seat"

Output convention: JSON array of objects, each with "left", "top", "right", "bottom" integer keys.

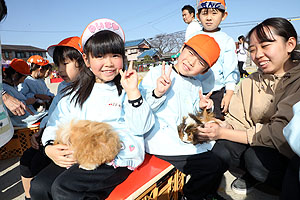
[{"left": 106, "top": 154, "right": 185, "bottom": 200}]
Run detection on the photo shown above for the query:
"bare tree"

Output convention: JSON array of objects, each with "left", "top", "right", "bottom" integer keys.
[{"left": 148, "top": 31, "right": 185, "bottom": 54}]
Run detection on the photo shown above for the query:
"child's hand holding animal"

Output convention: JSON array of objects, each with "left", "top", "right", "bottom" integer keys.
[
  {"left": 154, "top": 61, "right": 172, "bottom": 98},
  {"left": 45, "top": 144, "right": 76, "bottom": 168}
]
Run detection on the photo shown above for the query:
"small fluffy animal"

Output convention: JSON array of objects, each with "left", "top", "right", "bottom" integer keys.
[
  {"left": 178, "top": 109, "right": 217, "bottom": 145},
  {"left": 55, "top": 120, "right": 121, "bottom": 170}
]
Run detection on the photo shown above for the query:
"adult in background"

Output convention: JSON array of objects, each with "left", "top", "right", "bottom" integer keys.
[
  {"left": 182, "top": 5, "right": 201, "bottom": 42},
  {"left": 0, "top": 0, "right": 30, "bottom": 147},
  {"left": 237, "top": 35, "right": 249, "bottom": 78}
]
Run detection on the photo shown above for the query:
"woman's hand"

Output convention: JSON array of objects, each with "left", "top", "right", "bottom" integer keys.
[
  {"left": 120, "top": 61, "right": 140, "bottom": 100},
  {"left": 199, "top": 90, "right": 213, "bottom": 110},
  {"left": 45, "top": 144, "right": 76, "bottom": 168},
  {"left": 196, "top": 122, "right": 221, "bottom": 142},
  {"left": 153, "top": 61, "right": 172, "bottom": 98}
]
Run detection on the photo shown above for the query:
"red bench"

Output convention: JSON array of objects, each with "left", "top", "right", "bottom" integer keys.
[{"left": 106, "top": 154, "right": 185, "bottom": 200}]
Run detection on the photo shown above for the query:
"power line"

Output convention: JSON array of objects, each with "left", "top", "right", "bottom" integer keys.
[{"left": 0, "top": 16, "right": 299, "bottom": 34}]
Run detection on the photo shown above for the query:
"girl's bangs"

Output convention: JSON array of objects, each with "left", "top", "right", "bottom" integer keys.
[{"left": 86, "top": 31, "right": 125, "bottom": 58}]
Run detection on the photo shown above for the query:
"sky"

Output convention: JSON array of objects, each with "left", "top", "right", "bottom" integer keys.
[{"left": 1, "top": 0, "right": 300, "bottom": 58}]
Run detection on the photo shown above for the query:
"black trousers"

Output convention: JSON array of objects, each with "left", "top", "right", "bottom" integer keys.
[
  {"left": 281, "top": 155, "right": 300, "bottom": 200},
  {"left": 20, "top": 147, "right": 51, "bottom": 178},
  {"left": 155, "top": 151, "right": 225, "bottom": 200},
  {"left": 205, "top": 87, "right": 225, "bottom": 120},
  {"left": 238, "top": 61, "right": 249, "bottom": 78},
  {"left": 30, "top": 162, "right": 131, "bottom": 200},
  {"left": 212, "top": 140, "right": 289, "bottom": 190}
]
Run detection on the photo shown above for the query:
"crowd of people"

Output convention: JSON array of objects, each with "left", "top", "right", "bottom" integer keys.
[{"left": 1, "top": 0, "right": 300, "bottom": 199}]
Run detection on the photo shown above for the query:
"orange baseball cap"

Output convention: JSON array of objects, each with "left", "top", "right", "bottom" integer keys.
[
  {"left": 27, "top": 55, "right": 49, "bottom": 66},
  {"left": 197, "top": 0, "right": 226, "bottom": 10},
  {"left": 80, "top": 18, "right": 125, "bottom": 49},
  {"left": 184, "top": 34, "right": 220, "bottom": 67},
  {"left": 47, "top": 36, "right": 83, "bottom": 58},
  {"left": 10, "top": 58, "right": 31, "bottom": 75}
]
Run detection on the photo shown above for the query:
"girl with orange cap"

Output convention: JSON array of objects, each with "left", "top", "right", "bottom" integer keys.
[
  {"left": 19, "top": 55, "right": 54, "bottom": 111},
  {"left": 2, "top": 58, "right": 47, "bottom": 127},
  {"left": 20, "top": 36, "right": 85, "bottom": 200}
]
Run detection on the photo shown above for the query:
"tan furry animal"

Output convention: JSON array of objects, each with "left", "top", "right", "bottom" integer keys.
[
  {"left": 178, "top": 109, "right": 218, "bottom": 145},
  {"left": 55, "top": 120, "right": 121, "bottom": 170}
]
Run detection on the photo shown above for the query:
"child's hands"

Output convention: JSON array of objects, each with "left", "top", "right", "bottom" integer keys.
[
  {"left": 120, "top": 61, "right": 141, "bottom": 100},
  {"left": 199, "top": 90, "right": 213, "bottom": 110},
  {"left": 221, "top": 90, "right": 234, "bottom": 113},
  {"left": 45, "top": 144, "right": 76, "bottom": 168},
  {"left": 154, "top": 62, "right": 172, "bottom": 98}
]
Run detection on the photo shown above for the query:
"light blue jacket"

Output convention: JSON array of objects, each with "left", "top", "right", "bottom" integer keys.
[
  {"left": 42, "top": 82, "right": 154, "bottom": 169},
  {"left": 3, "top": 83, "right": 47, "bottom": 127},
  {"left": 39, "top": 81, "right": 70, "bottom": 129},
  {"left": 192, "top": 30, "right": 240, "bottom": 93},
  {"left": 139, "top": 65, "right": 215, "bottom": 156},
  {"left": 283, "top": 101, "right": 300, "bottom": 181},
  {"left": 19, "top": 76, "right": 54, "bottom": 98}
]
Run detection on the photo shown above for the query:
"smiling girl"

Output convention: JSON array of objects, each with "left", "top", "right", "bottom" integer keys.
[{"left": 30, "top": 19, "right": 154, "bottom": 200}]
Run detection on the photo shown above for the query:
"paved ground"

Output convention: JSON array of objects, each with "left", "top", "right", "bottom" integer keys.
[{"left": 0, "top": 65, "right": 281, "bottom": 200}]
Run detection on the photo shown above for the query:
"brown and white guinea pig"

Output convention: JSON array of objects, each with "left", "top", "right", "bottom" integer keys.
[
  {"left": 177, "top": 109, "right": 218, "bottom": 145},
  {"left": 55, "top": 120, "right": 121, "bottom": 170}
]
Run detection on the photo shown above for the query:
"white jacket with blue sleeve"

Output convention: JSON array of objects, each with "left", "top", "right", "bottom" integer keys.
[{"left": 42, "top": 82, "right": 154, "bottom": 169}]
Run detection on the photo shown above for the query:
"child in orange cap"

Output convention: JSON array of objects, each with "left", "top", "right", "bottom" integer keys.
[
  {"left": 30, "top": 19, "right": 154, "bottom": 200},
  {"left": 139, "top": 34, "right": 225, "bottom": 199},
  {"left": 2, "top": 58, "right": 47, "bottom": 127},
  {"left": 20, "top": 36, "right": 84, "bottom": 200},
  {"left": 195, "top": 0, "right": 240, "bottom": 120},
  {"left": 19, "top": 55, "right": 54, "bottom": 112}
]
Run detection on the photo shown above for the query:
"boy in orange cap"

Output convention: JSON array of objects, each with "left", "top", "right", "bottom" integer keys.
[
  {"left": 194, "top": 0, "right": 240, "bottom": 121},
  {"left": 2, "top": 58, "right": 47, "bottom": 127},
  {"left": 139, "top": 34, "right": 225, "bottom": 199},
  {"left": 19, "top": 55, "right": 53, "bottom": 111}
]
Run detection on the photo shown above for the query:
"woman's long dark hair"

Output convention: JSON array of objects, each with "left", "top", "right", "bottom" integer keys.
[
  {"left": 64, "top": 30, "right": 125, "bottom": 108},
  {"left": 246, "top": 17, "right": 299, "bottom": 61}
]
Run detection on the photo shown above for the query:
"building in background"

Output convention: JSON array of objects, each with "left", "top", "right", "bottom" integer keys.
[
  {"left": 125, "top": 39, "right": 151, "bottom": 61},
  {"left": 1, "top": 44, "right": 47, "bottom": 61}
]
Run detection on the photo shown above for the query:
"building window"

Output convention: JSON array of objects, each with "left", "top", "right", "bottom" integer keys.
[
  {"left": 16, "top": 52, "right": 26, "bottom": 59},
  {"left": 4, "top": 51, "right": 9, "bottom": 59},
  {"left": 28, "top": 52, "right": 43, "bottom": 57}
]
